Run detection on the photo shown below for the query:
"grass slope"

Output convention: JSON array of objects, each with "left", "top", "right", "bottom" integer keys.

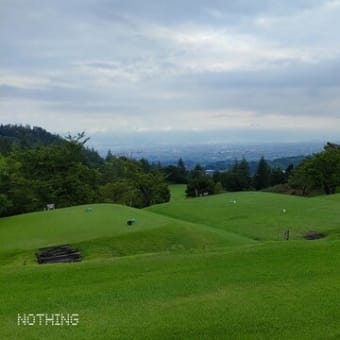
[
  {"left": 2, "top": 189, "right": 340, "bottom": 339},
  {"left": 0, "top": 203, "right": 251, "bottom": 266},
  {"left": 1, "top": 241, "right": 340, "bottom": 339},
  {"left": 169, "top": 184, "right": 187, "bottom": 202},
  {"left": 147, "top": 192, "right": 340, "bottom": 241}
]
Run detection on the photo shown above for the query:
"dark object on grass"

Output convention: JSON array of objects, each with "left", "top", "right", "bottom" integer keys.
[
  {"left": 303, "top": 232, "right": 326, "bottom": 240},
  {"left": 36, "top": 244, "right": 81, "bottom": 264},
  {"left": 127, "top": 218, "right": 136, "bottom": 226},
  {"left": 283, "top": 229, "right": 290, "bottom": 240}
]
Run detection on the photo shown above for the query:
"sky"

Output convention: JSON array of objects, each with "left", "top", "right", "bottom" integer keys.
[{"left": 1, "top": 0, "right": 340, "bottom": 146}]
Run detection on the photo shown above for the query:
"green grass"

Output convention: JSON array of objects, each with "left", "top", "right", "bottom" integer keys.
[
  {"left": 0, "top": 203, "right": 251, "bottom": 266},
  {"left": 2, "top": 241, "right": 340, "bottom": 339},
  {"left": 169, "top": 184, "right": 187, "bottom": 202},
  {"left": 148, "top": 191, "right": 340, "bottom": 241},
  {"left": 2, "top": 188, "right": 340, "bottom": 339}
]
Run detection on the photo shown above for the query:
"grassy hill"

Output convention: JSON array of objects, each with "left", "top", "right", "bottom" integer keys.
[
  {"left": 2, "top": 189, "right": 340, "bottom": 339},
  {"left": 0, "top": 203, "right": 251, "bottom": 266},
  {"left": 148, "top": 191, "right": 340, "bottom": 241}
]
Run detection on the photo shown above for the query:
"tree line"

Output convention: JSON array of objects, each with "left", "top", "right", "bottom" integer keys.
[
  {"left": 181, "top": 157, "right": 293, "bottom": 197},
  {"left": 289, "top": 143, "right": 340, "bottom": 196},
  {"left": 1, "top": 125, "right": 339, "bottom": 216},
  {"left": 177, "top": 143, "right": 340, "bottom": 198},
  {"left": 0, "top": 129, "right": 170, "bottom": 217}
]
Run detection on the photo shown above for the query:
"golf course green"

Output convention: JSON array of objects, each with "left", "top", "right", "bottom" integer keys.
[{"left": 1, "top": 188, "right": 340, "bottom": 339}]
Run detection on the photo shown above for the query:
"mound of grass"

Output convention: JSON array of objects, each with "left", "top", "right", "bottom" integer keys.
[
  {"left": 147, "top": 191, "right": 340, "bottom": 241},
  {"left": 0, "top": 203, "right": 251, "bottom": 265},
  {"left": 3, "top": 189, "right": 340, "bottom": 339}
]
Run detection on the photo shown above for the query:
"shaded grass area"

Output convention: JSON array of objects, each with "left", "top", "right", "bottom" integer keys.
[
  {"left": 1, "top": 241, "right": 340, "bottom": 339},
  {"left": 148, "top": 192, "right": 340, "bottom": 241}
]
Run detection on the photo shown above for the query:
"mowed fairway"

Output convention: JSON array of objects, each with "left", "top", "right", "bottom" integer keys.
[
  {"left": 2, "top": 189, "right": 340, "bottom": 339},
  {"left": 148, "top": 191, "right": 340, "bottom": 241}
]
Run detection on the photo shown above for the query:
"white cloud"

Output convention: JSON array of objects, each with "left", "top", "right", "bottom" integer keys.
[
  {"left": 1, "top": 0, "right": 340, "bottom": 143},
  {"left": 0, "top": 73, "right": 50, "bottom": 88}
]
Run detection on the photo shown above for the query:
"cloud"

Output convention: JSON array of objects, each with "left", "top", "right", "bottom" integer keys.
[
  {"left": 1, "top": 0, "right": 340, "bottom": 144},
  {"left": 0, "top": 73, "right": 50, "bottom": 89}
]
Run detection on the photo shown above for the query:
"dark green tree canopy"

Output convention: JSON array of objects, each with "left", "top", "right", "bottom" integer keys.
[
  {"left": 253, "top": 157, "right": 271, "bottom": 190},
  {"left": 289, "top": 143, "right": 340, "bottom": 195},
  {"left": 0, "top": 128, "right": 170, "bottom": 217}
]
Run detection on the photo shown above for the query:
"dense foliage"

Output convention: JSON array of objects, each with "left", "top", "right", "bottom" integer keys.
[
  {"left": 2, "top": 125, "right": 338, "bottom": 209},
  {"left": 162, "top": 158, "right": 187, "bottom": 184},
  {"left": 186, "top": 157, "right": 290, "bottom": 197},
  {"left": 289, "top": 143, "right": 340, "bottom": 195},
  {"left": 185, "top": 165, "right": 216, "bottom": 197},
  {"left": 185, "top": 142, "right": 340, "bottom": 198},
  {"left": 0, "top": 126, "right": 170, "bottom": 216},
  {"left": 0, "top": 124, "right": 62, "bottom": 155}
]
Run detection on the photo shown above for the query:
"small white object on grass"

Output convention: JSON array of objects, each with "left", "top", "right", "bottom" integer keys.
[{"left": 282, "top": 208, "right": 286, "bottom": 213}]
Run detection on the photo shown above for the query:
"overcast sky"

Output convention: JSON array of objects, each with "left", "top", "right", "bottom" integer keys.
[{"left": 1, "top": 0, "right": 340, "bottom": 145}]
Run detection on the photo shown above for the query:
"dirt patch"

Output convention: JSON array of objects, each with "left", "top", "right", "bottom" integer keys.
[{"left": 303, "top": 232, "right": 326, "bottom": 240}]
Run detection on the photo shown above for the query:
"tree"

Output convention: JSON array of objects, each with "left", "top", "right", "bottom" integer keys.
[
  {"left": 0, "top": 127, "right": 173, "bottom": 215},
  {"left": 284, "top": 164, "right": 294, "bottom": 182},
  {"left": 99, "top": 156, "right": 170, "bottom": 208},
  {"left": 220, "top": 159, "right": 251, "bottom": 192},
  {"left": 288, "top": 157, "right": 317, "bottom": 195},
  {"left": 235, "top": 158, "right": 252, "bottom": 190},
  {"left": 288, "top": 143, "right": 340, "bottom": 195},
  {"left": 186, "top": 176, "right": 215, "bottom": 197},
  {"left": 99, "top": 180, "right": 136, "bottom": 206},
  {"left": 134, "top": 171, "right": 170, "bottom": 207},
  {"left": 186, "top": 165, "right": 215, "bottom": 197},
  {"left": 163, "top": 159, "right": 187, "bottom": 184},
  {"left": 176, "top": 158, "right": 187, "bottom": 183},
  {"left": 105, "top": 149, "right": 114, "bottom": 161},
  {"left": 0, "top": 155, "right": 12, "bottom": 215},
  {"left": 0, "top": 154, "right": 39, "bottom": 215},
  {"left": 253, "top": 157, "right": 271, "bottom": 190},
  {"left": 9, "top": 135, "right": 100, "bottom": 209},
  {"left": 313, "top": 145, "right": 340, "bottom": 194},
  {"left": 270, "top": 167, "right": 286, "bottom": 186},
  {"left": 0, "top": 193, "right": 11, "bottom": 215},
  {"left": 221, "top": 171, "right": 239, "bottom": 192}
]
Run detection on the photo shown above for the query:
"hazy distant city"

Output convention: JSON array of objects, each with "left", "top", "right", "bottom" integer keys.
[{"left": 92, "top": 140, "right": 325, "bottom": 168}]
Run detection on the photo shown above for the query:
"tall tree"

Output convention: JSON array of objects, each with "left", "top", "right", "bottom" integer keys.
[
  {"left": 163, "top": 158, "right": 187, "bottom": 184},
  {"left": 288, "top": 157, "right": 317, "bottom": 195},
  {"left": 253, "top": 157, "right": 271, "bottom": 190},
  {"left": 270, "top": 167, "right": 286, "bottom": 186},
  {"left": 289, "top": 143, "right": 340, "bottom": 195},
  {"left": 236, "top": 158, "right": 252, "bottom": 190}
]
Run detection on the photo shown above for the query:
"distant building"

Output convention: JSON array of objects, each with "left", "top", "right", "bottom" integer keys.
[{"left": 205, "top": 169, "right": 215, "bottom": 176}]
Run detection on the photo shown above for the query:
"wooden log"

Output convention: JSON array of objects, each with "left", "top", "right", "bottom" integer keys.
[{"left": 36, "top": 244, "right": 81, "bottom": 264}]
